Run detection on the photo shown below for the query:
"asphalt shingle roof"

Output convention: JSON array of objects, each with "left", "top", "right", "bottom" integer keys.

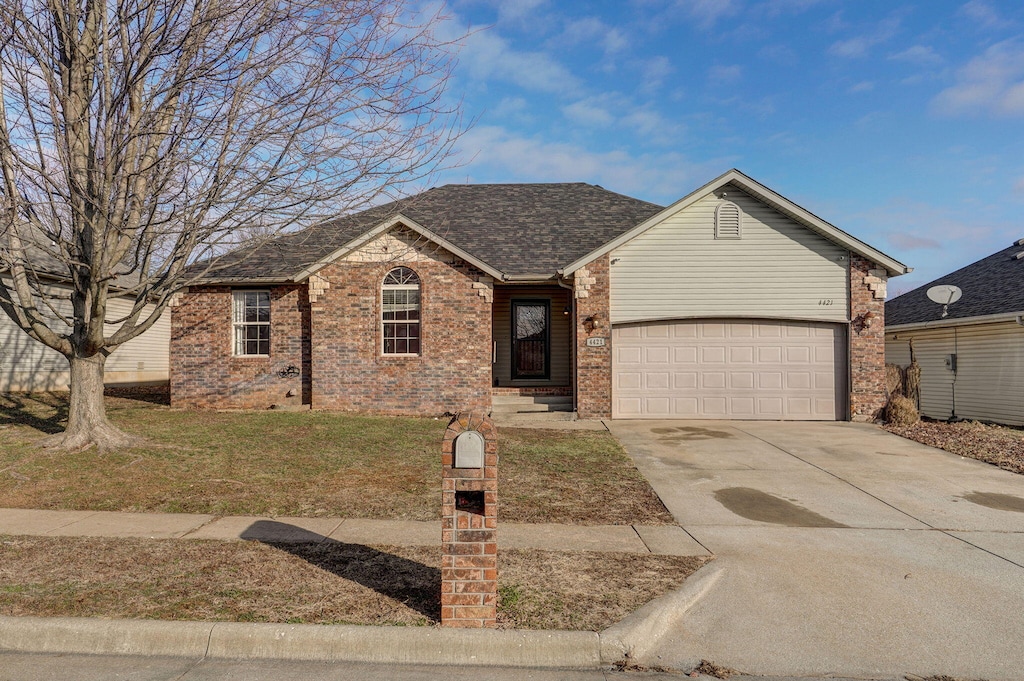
[
  {"left": 886, "top": 240, "right": 1024, "bottom": 326},
  {"left": 203, "top": 183, "right": 665, "bottom": 281}
]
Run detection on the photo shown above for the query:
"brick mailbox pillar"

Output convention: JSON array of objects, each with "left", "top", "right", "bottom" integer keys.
[{"left": 441, "top": 412, "right": 498, "bottom": 628}]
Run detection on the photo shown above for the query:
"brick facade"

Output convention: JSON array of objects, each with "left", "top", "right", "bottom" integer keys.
[
  {"left": 849, "top": 253, "right": 888, "bottom": 421},
  {"left": 170, "top": 285, "right": 309, "bottom": 409},
  {"left": 309, "top": 246, "right": 492, "bottom": 416},
  {"left": 574, "top": 255, "right": 612, "bottom": 419}
]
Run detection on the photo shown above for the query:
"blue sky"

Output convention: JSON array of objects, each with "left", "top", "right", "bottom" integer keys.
[{"left": 428, "top": 0, "right": 1024, "bottom": 295}]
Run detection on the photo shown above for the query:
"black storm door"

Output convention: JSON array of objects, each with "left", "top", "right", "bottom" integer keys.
[{"left": 512, "top": 300, "right": 550, "bottom": 379}]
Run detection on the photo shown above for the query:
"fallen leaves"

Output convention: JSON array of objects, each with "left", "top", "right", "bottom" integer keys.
[{"left": 884, "top": 419, "right": 1024, "bottom": 475}]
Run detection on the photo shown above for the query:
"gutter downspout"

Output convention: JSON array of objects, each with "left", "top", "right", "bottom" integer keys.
[{"left": 556, "top": 274, "right": 577, "bottom": 416}]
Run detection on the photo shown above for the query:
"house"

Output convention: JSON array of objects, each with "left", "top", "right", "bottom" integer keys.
[
  {"left": 885, "top": 240, "right": 1024, "bottom": 426},
  {"left": 169, "top": 169, "right": 908, "bottom": 421},
  {"left": 1, "top": 241, "right": 171, "bottom": 393}
]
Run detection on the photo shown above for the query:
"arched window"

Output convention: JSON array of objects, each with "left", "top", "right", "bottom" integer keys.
[
  {"left": 715, "top": 201, "right": 742, "bottom": 239},
  {"left": 382, "top": 267, "right": 421, "bottom": 355}
]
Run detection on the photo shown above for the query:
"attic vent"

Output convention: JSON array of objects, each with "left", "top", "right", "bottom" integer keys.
[
  {"left": 1014, "top": 251, "right": 1024, "bottom": 260},
  {"left": 715, "top": 201, "right": 742, "bottom": 239}
]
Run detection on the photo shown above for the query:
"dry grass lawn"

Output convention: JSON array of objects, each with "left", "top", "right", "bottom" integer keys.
[
  {"left": 0, "top": 388, "right": 672, "bottom": 525},
  {"left": 0, "top": 535, "right": 709, "bottom": 631}
]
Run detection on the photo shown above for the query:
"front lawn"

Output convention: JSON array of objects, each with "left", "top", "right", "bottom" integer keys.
[
  {"left": 0, "top": 535, "right": 708, "bottom": 630},
  {"left": 0, "top": 390, "right": 672, "bottom": 525}
]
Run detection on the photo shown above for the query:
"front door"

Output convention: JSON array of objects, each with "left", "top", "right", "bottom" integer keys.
[{"left": 512, "top": 300, "right": 550, "bottom": 380}]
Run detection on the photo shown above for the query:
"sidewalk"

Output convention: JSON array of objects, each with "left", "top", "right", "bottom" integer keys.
[
  {"left": 0, "top": 507, "right": 708, "bottom": 556},
  {"left": 0, "top": 507, "right": 717, "bottom": 670}
]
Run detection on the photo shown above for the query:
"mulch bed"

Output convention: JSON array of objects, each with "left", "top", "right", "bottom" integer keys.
[{"left": 884, "top": 419, "right": 1024, "bottom": 475}]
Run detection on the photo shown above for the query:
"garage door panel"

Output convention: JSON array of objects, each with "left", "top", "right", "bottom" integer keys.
[
  {"left": 674, "top": 372, "right": 697, "bottom": 388},
  {"left": 613, "top": 319, "right": 846, "bottom": 420},
  {"left": 673, "top": 397, "right": 699, "bottom": 415},
  {"left": 646, "top": 372, "right": 670, "bottom": 389}
]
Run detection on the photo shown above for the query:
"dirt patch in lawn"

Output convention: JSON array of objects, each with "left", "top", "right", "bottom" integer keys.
[
  {"left": 885, "top": 419, "right": 1024, "bottom": 475},
  {"left": 0, "top": 391, "right": 671, "bottom": 525},
  {"left": 0, "top": 535, "right": 709, "bottom": 631}
]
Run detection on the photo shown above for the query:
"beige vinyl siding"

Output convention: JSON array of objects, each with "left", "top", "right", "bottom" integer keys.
[
  {"left": 492, "top": 285, "right": 572, "bottom": 386},
  {"left": 885, "top": 321, "right": 1024, "bottom": 426},
  {"left": 0, "top": 283, "right": 170, "bottom": 391},
  {"left": 610, "top": 191, "right": 849, "bottom": 324}
]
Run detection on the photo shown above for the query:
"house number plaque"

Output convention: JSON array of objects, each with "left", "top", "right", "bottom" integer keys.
[{"left": 586, "top": 337, "right": 606, "bottom": 347}]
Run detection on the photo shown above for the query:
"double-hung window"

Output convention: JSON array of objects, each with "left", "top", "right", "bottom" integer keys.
[
  {"left": 232, "top": 290, "right": 270, "bottom": 356},
  {"left": 382, "top": 267, "right": 421, "bottom": 355}
]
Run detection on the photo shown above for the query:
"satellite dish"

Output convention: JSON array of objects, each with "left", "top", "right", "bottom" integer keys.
[{"left": 926, "top": 285, "right": 962, "bottom": 318}]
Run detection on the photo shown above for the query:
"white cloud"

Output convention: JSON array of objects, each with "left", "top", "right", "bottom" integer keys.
[
  {"left": 1013, "top": 176, "right": 1024, "bottom": 195},
  {"left": 455, "top": 24, "right": 581, "bottom": 94},
  {"left": 827, "top": 16, "right": 900, "bottom": 58},
  {"left": 958, "top": 0, "right": 1013, "bottom": 30},
  {"left": 449, "top": 125, "right": 717, "bottom": 201},
  {"left": 889, "top": 45, "right": 943, "bottom": 66},
  {"left": 639, "top": 56, "right": 675, "bottom": 92},
  {"left": 888, "top": 233, "right": 942, "bottom": 251},
  {"left": 558, "top": 16, "right": 629, "bottom": 56},
  {"left": 848, "top": 81, "right": 875, "bottom": 94},
  {"left": 493, "top": 0, "right": 547, "bottom": 23},
  {"left": 758, "top": 44, "right": 798, "bottom": 65},
  {"left": 708, "top": 64, "right": 743, "bottom": 85},
  {"left": 559, "top": 94, "right": 683, "bottom": 143},
  {"left": 931, "top": 40, "right": 1024, "bottom": 117},
  {"left": 672, "top": 0, "right": 743, "bottom": 29},
  {"left": 562, "top": 98, "right": 616, "bottom": 128}
]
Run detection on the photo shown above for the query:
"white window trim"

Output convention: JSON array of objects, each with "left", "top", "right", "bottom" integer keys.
[
  {"left": 381, "top": 268, "right": 421, "bottom": 356},
  {"left": 232, "top": 290, "right": 271, "bottom": 357}
]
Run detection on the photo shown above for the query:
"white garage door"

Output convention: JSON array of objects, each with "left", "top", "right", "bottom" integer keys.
[{"left": 613, "top": 319, "right": 846, "bottom": 420}]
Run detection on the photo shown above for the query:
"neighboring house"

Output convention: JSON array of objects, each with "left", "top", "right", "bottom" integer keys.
[
  {"left": 885, "top": 240, "right": 1024, "bottom": 426},
  {"left": 170, "top": 169, "right": 908, "bottom": 421},
  {"left": 0, "top": 285, "right": 171, "bottom": 392}
]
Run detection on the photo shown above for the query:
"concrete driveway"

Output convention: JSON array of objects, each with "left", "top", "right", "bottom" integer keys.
[{"left": 607, "top": 420, "right": 1024, "bottom": 680}]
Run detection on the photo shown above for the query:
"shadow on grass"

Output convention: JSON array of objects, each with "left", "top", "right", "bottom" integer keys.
[
  {"left": 0, "top": 393, "right": 69, "bottom": 435},
  {"left": 240, "top": 520, "right": 440, "bottom": 622},
  {"left": 104, "top": 385, "right": 170, "bottom": 406}
]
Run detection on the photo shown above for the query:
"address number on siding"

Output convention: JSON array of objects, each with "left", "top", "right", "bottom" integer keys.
[
  {"left": 586, "top": 337, "right": 607, "bottom": 347},
  {"left": 818, "top": 299, "right": 834, "bottom": 306}
]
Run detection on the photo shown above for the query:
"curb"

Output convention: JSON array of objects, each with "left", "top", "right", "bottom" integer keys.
[
  {"left": 0, "top": 564, "right": 723, "bottom": 669},
  {"left": 0, "top": 616, "right": 600, "bottom": 668},
  {"left": 601, "top": 562, "right": 725, "bottom": 663}
]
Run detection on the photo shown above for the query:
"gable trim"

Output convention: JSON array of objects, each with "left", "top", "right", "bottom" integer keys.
[
  {"left": 293, "top": 214, "right": 506, "bottom": 282},
  {"left": 559, "top": 169, "right": 910, "bottom": 277}
]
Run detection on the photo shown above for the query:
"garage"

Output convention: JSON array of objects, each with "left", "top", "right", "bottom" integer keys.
[{"left": 612, "top": 319, "right": 847, "bottom": 420}]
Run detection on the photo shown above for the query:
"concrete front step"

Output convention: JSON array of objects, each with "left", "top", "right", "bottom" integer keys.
[
  {"left": 490, "top": 410, "right": 578, "bottom": 423},
  {"left": 489, "top": 395, "right": 573, "bottom": 411}
]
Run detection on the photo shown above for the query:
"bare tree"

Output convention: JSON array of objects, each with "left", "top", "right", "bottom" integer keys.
[{"left": 0, "top": 0, "right": 462, "bottom": 450}]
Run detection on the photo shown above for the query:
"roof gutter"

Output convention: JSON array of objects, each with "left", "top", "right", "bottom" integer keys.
[
  {"left": 886, "top": 310, "right": 1024, "bottom": 332},
  {"left": 501, "top": 273, "right": 558, "bottom": 283}
]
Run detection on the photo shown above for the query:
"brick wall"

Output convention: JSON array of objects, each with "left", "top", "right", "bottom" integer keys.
[
  {"left": 170, "top": 285, "right": 309, "bottom": 409},
  {"left": 574, "top": 255, "right": 612, "bottom": 419},
  {"left": 310, "top": 256, "right": 492, "bottom": 415},
  {"left": 849, "top": 253, "right": 888, "bottom": 421}
]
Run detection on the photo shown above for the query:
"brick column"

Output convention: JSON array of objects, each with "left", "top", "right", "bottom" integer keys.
[
  {"left": 574, "top": 255, "right": 612, "bottom": 419},
  {"left": 849, "top": 254, "right": 887, "bottom": 421},
  {"left": 441, "top": 412, "right": 498, "bottom": 628}
]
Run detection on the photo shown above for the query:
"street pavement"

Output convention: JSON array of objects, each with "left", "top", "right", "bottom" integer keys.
[{"left": 0, "top": 652, "right": 884, "bottom": 681}]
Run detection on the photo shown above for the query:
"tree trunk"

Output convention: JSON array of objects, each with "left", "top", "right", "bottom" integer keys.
[{"left": 41, "top": 354, "right": 142, "bottom": 451}]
